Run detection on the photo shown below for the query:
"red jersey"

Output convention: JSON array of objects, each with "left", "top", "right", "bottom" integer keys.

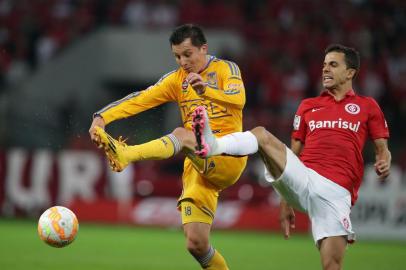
[{"left": 292, "top": 90, "right": 389, "bottom": 204}]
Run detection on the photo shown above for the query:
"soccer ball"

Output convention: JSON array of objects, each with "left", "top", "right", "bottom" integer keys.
[{"left": 37, "top": 206, "right": 79, "bottom": 248}]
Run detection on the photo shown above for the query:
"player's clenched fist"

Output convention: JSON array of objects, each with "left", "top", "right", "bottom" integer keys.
[
  {"left": 374, "top": 159, "right": 391, "bottom": 180},
  {"left": 89, "top": 116, "right": 105, "bottom": 147},
  {"left": 186, "top": 72, "right": 207, "bottom": 95}
]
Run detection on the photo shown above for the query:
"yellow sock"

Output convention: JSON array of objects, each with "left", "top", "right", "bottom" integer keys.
[
  {"left": 124, "top": 134, "right": 181, "bottom": 162},
  {"left": 204, "top": 250, "right": 229, "bottom": 270}
]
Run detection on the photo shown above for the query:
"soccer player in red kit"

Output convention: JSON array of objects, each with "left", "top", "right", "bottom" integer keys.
[{"left": 191, "top": 44, "right": 391, "bottom": 270}]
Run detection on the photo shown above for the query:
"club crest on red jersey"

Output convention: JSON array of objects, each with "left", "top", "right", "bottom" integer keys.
[
  {"left": 293, "top": 115, "right": 301, "bottom": 130},
  {"left": 345, "top": 103, "right": 360, "bottom": 115}
]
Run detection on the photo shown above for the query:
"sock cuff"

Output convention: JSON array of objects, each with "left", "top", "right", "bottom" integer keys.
[
  {"left": 195, "top": 245, "right": 215, "bottom": 268},
  {"left": 220, "top": 131, "right": 258, "bottom": 156},
  {"left": 246, "top": 131, "right": 259, "bottom": 152},
  {"left": 166, "top": 134, "right": 182, "bottom": 155}
]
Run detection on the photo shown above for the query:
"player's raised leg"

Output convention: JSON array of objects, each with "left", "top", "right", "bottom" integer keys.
[
  {"left": 250, "top": 126, "right": 287, "bottom": 179},
  {"left": 94, "top": 126, "right": 196, "bottom": 172},
  {"left": 192, "top": 106, "right": 218, "bottom": 157},
  {"left": 192, "top": 106, "right": 258, "bottom": 158},
  {"left": 191, "top": 106, "right": 286, "bottom": 179}
]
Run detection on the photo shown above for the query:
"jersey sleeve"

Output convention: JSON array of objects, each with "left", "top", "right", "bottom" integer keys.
[
  {"left": 201, "top": 61, "right": 245, "bottom": 109},
  {"left": 291, "top": 101, "right": 307, "bottom": 142},
  {"left": 367, "top": 97, "right": 390, "bottom": 140},
  {"left": 95, "top": 72, "right": 178, "bottom": 125}
]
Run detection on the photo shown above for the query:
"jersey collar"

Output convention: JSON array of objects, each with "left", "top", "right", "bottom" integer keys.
[
  {"left": 321, "top": 89, "right": 356, "bottom": 98},
  {"left": 198, "top": 55, "right": 216, "bottom": 74}
]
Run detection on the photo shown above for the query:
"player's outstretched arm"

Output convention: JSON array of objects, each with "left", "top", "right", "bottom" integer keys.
[
  {"left": 279, "top": 199, "right": 295, "bottom": 240},
  {"left": 373, "top": 138, "right": 391, "bottom": 180},
  {"left": 89, "top": 115, "right": 106, "bottom": 147},
  {"left": 277, "top": 138, "right": 302, "bottom": 239}
]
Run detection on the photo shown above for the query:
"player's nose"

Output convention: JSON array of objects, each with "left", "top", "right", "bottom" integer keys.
[
  {"left": 179, "top": 56, "right": 188, "bottom": 66},
  {"left": 323, "top": 65, "right": 330, "bottom": 73}
]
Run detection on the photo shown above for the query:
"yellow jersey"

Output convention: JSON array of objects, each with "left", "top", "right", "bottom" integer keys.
[{"left": 96, "top": 55, "right": 246, "bottom": 136}]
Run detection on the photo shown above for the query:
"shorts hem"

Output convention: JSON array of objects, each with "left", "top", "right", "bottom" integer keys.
[
  {"left": 179, "top": 199, "right": 214, "bottom": 225},
  {"left": 315, "top": 232, "right": 356, "bottom": 245},
  {"left": 263, "top": 145, "right": 291, "bottom": 184},
  {"left": 182, "top": 220, "right": 212, "bottom": 225}
]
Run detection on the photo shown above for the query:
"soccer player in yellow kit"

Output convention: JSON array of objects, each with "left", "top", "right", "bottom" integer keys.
[{"left": 89, "top": 24, "right": 247, "bottom": 270}]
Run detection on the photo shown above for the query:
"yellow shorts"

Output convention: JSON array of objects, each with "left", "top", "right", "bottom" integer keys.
[
  {"left": 178, "top": 154, "right": 247, "bottom": 225},
  {"left": 181, "top": 200, "right": 213, "bottom": 224}
]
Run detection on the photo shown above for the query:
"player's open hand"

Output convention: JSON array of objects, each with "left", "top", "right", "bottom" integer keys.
[
  {"left": 374, "top": 159, "right": 390, "bottom": 180},
  {"left": 186, "top": 73, "right": 207, "bottom": 95},
  {"left": 280, "top": 199, "right": 295, "bottom": 240},
  {"left": 89, "top": 116, "right": 105, "bottom": 148}
]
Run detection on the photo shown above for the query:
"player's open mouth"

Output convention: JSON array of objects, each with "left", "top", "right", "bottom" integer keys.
[{"left": 323, "top": 76, "right": 333, "bottom": 83}]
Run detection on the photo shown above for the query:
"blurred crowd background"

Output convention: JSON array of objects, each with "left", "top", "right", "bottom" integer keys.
[
  {"left": 0, "top": 0, "right": 405, "bottom": 201},
  {"left": 1, "top": 0, "right": 405, "bottom": 160}
]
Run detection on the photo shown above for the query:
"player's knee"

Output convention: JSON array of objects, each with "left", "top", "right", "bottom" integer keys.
[
  {"left": 185, "top": 234, "right": 209, "bottom": 257},
  {"left": 321, "top": 254, "right": 343, "bottom": 270},
  {"left": 321, "top": 258, "right": 342, "bottom": 270},
  {"left": 172, "top": 127, "right": 188, "bottom": 137},
  {"left": 251, "top": 126, "right": 273, "bottom": 147},
  {"left": 172, "top": 127, "right": 195, "bottom": 149}
]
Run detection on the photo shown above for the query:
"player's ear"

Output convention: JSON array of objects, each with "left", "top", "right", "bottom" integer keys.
[
  {"left": 200, "top": 44, "right": 208, "bottom": 54},
  {"left": 347, "top": 68, "right": 356, "bottom": 80}
]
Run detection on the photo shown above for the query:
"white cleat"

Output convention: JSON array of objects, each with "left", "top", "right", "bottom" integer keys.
[{"left": 192, "top": 106, "right": 218, "bottom": 158}]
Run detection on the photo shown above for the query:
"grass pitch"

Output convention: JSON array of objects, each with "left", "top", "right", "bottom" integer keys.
[{"left": 0, "top": 219, "right": 404, "bottom": 270}]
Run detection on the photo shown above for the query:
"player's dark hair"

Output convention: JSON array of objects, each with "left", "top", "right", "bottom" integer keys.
[
  {"left": 169, "top": 24, "right": 207, "bottom": 47},
  {"left": 325, "top": 44, "right": 360, "bottom": 79}
]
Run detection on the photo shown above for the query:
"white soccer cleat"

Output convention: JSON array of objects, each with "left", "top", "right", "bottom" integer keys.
[{"left": 192, "top": 106, "right": 218, "bottom": 158}]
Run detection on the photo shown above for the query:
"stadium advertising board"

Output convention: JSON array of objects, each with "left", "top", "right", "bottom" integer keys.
[{"left": 1, "top": 149, "right": 405, "bottom": 239}]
